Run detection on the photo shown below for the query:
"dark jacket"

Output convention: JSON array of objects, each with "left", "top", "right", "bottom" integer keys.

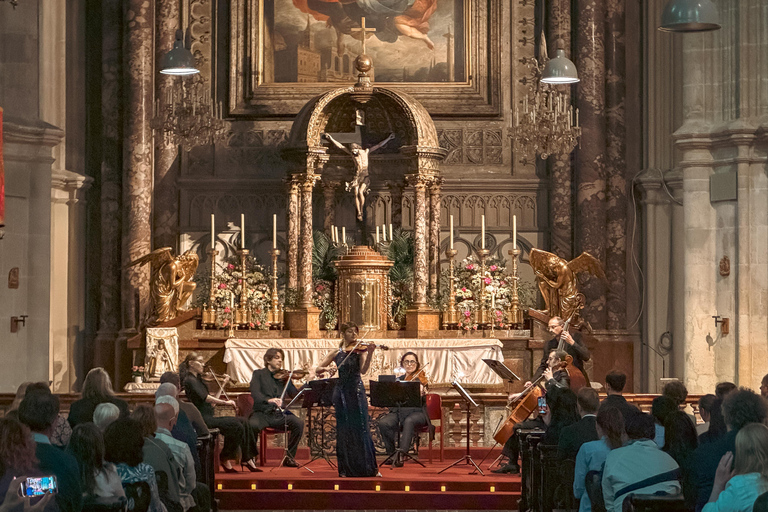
[
  {"left": 534, "top": 331, "right": 591, "bottom": 381},
  {"left": 557, "top": 415, "right": 599, "bottom": 460},
  {"left": 249, "top": 368, "right": 299, "bottom": 415},
  {"left": 692, "top": 429, "right": 738, "bottom": 512},
  {"left": 600, "top": 394, "right": 641, "bottom": 422},
  {"left": 36, "top": 441, "right": 83, "bottom": 512},
  {"left": 67, "top": 396, "right": 129, "bottom": 429}
]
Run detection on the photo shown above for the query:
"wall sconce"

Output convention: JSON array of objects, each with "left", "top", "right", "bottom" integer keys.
[
  {"left": 10, "top": 315, "right": 27, "bottom": 333},
  {"left": 713, "top": 316, "right": 729, "bottom": 335}
]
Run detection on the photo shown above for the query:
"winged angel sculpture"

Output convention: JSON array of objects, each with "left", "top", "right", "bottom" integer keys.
[
  {"left": 127, "top": 248, "right": 199, "bottom": 326},
  {"left": 529, "top": 248, "right": 605, "bottom": 324}
]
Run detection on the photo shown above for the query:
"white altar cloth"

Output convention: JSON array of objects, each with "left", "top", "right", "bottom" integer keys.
[{"left": 223, "top": 338, "right": 504, "bottom": 386}]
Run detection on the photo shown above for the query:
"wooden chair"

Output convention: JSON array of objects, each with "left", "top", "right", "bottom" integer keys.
[
  {"left": 235, "top": 393, "right": 280, "bottom": 467},
  {"left": 414, "top": 393, "right": 444, "bottom": 462}
]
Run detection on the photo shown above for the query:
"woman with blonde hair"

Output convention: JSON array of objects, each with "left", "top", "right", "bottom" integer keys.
[
  {"left": 68, "top": 368, "right": 129, "bottom": 428},
  {"left": 703, "top": 422, "right": 768, "bottom": 512}
]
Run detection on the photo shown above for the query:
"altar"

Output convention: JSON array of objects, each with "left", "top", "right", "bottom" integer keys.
[{"left": 222, "top": 338, "right": 505, "bottom": 387}]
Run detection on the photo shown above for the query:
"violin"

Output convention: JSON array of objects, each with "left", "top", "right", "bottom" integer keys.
[
  {"left": 202, "top": 365, "right": 232, "bottom": 401},
  {"left": 273, "top": 369, "right": 309, "bottom": 381},
  {"left": 344, "top": 341, "right": 390, "bottom": 353},
  {"left": 403, "top": 361, "right": 430, "bottom": 387}
]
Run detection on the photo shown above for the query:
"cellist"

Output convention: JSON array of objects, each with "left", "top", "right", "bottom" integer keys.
[
  {"left": 528, "top": 316, "right": 591, "bottom": 387},
  {"left": 492, "top": 349, "right": 571, "bottom": 474}
]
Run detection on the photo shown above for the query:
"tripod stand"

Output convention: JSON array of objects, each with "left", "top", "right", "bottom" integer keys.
[
  {"left": 272, "top": 387, "right": 313, "bottom": 473},
  {"left": 298, "top": 379, "right": 338, "bottom": 470},
  {"left": 370, "top": 380, "right": 425, "bottom": 468},
  {"left": 439, "top": 380, "right": 484, "bottom": 475}
]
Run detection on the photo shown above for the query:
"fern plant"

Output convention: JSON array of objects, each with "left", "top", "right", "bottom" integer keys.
[{"left": 386, "top": 228, "right": 414, "bottom": 328}]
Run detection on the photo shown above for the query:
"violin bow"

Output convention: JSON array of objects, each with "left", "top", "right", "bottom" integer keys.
[
  {"left": 335, "top": 327, "right": 372, "bottom": 371},
  {"left": 206, "top": 368, "right": 232, "bottom": 402}
]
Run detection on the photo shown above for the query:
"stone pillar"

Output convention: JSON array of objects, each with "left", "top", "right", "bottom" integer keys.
[
  {"left": 94, "top": 0, "right": 123, "bottom": 375},
  {"left": 408, "top": 174, "right": 430, "bottom": 309},
  {"left": 118, "top": 0, "right": 154, "bottom": 383},
  {"left": 428, "top": 177, "right": 442, "bottom": 300},
  {"left": 286, "top": 177, "right": 300, "bottom": 290},
  {"left": 298, "top": 174, "right": 318, "bottom": 309},
  {"left": 390, "top": 182, "right": 404, "bottom": 229},
  {"left": 575, "top": 0, "right": 607, "bottom": 328},
  {"left": 322, "top": 180, "right": 338, "bottom": 233},
  {"left": 153, "top": 0, "right": 180, "bottom": 249}
]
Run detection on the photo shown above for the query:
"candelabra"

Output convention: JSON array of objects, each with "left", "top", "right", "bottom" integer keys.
[
  {"left": 442, "top": 248, "right": 459, "bottom": 328},
  {"left": 235, "top": 249, "right": 250, "bottom": 328},
  {"left": 268, "top": 248, "right": 283, "bottom": 329},
  {"left": 201, "top": 249, "right": 218, "bottom": 329},
  {"left": 477, "top": 248, "right": 490, "bottom": 327},
  {"left": 507, "top": 247, "right": 524, "bottom": 327},
  {"left": 151, "top": 75, "right": 228, "bottom": 151}
]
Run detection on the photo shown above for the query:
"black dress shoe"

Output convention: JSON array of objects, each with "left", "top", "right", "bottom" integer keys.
[
  {"left": 491, "top": 463, "right": 520, "bottom": 474},
  {"left": 393, "top": 459, "right": 404, "bottom": 468},
  {"left": 282, "top": 458, "right": 300, "bottom": 468}
]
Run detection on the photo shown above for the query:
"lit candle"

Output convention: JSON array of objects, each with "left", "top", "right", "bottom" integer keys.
[
  {"left": 376, "top": 226, "right": 380, "bottom": 244},
  {"left": 342, "top": 227, "right": 346, "bottom": 244},
  {"left": 481, "top": 215, "right": 485, "bottom": 249},
  {"left": 513, "top": 215, "right": 517, "bottom": 249},
  {"left": 240, "top": 213, "right": 245, "bottom": 249},
  {"left": 389, "top": 224, "right": 393, "bottom": 240},
  {"left": 450, "top": 215, "right": 454, "bottom": 249},
  {"left": 272, "top": 214, "right": 277, "bottom": 249},
  {"left": 210, "top": 213, "right": 215, "bottom": 248}
]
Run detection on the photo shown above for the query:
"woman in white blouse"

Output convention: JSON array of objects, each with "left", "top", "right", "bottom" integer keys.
[{"left": 67, "top": 423, "right": 125, "bottom": 500}]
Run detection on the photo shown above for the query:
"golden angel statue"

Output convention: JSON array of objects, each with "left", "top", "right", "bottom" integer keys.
[
  {"left": 127, "top": 247, "right": 199, "bottom": 325},
  {"left": 528, "top": 248, "right": 605, "bottom": 323}
]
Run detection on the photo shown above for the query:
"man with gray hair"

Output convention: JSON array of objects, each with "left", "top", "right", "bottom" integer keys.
[
  {"left": 159, "top": 372, "right": 209, "bottom": 436},
  {"left": 157, "top": 382, "right": 200, "bottom": 474}
]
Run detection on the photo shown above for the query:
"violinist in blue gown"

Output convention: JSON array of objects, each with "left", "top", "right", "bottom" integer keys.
[{"left": 316, "top": 322, "right": 379, "bottom": 477}]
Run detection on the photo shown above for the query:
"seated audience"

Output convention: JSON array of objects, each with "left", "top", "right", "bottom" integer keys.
[
  {"left": 664, "top": 410, "right": 699, "bottom": 509},
  {"left": 651, "top": 395, "right": 678, "bottom": 448},
  {"left": 559, "top": 387, "right": 600, "bottom": 460},
  {"left": 68, "top": 368, "right": 129, "bottom": 429},
  {"left": 715, "top": 382, "right": 737, "bottom": 400},
  {"left": 542, "top": 385, "right": 580, "bottom": 446},
  {"left": 18, "top": 389, "right": 83, "bottom": 512},
  {"left": 702, "top": 423, "right": 768, "bottom": 512},
  {"left": 66, "top": 423, "right": 125, "bottom": 500},
  {"left": 9, "top": 382, "right": 72, "bottom": 448},
  {"left": 0, "top": 476, "right": 54, "bottom": 512},
  {"left": 692, "top": 387, "right": 768, "bottom": 512},
  {"left": 130, "top": 405, "right": 181, "bottom": 511},
  {"left": 574, "top": 406, "right": 625, "bottom": 512},
  {"left": 602, "top": 413, "right": 681, "bottom": 512},
  {"left": 159, "top": 373, "right": 209, "bottom": 437},
  {"left": 104, "top": 418, "right": 166, "bottom": 512},
  {"left": 761, "top": 374, "right": 768, "bottom": 400},
  {"left": 155, "top": 385, "right": 200, "bottom": 475},
  {"left": 93, "top": 403, "right": 121, "bottom": 432},
  {"left": 0, "top": 417, "right": 50, "bottom": 509},
  {"left": 663, "top": 380, "right": 697, "bottom": 425},
  {"left": 697, "top": 394, "right": 716, "bottom": 436},
  {"left": 601, "top": 371, "right": 641, "bottom": 422},
  {"left": 700, "top": 397, "right": 727, "bottom": 445}
]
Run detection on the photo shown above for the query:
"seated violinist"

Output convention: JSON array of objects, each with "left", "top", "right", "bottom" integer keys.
[
  {"left": 492, "top": 349, "right": 570, "bottom": 474},
  {"left": 248, "top": 348, "right": 304, "bottom": 467},
  {"left": 378, "top": 352, "right": 430, "bottom": 468}
]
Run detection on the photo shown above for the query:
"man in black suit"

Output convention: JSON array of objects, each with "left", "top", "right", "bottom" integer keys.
[
  {"left": 600, "top": 370, "right": 640, "bottom": 421},
  {"left": 249, "top": 347, "right": 304, "bottom": 467},
  {"left": 528, "top": 317, "right": 591, "bottom": 387},
  {"left": 558, "top": 387, "right": 599, "bottom": 460},
  {"left": 18, "top": 389, "right": 83, "bottom": 512}
]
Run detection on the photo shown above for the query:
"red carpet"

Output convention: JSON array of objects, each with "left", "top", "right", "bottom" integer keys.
[{"left": 215, "top": 447, "right": 521, "bottom": 510}]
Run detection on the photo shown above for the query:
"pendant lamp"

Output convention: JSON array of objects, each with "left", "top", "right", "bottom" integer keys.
[
  {"left": 659, "top": 0, "right": 721, "bottom": 32},
  {"left": 541, "top": 41, "right": 579, "bottom": 85},
  {"left": 160, "top": 29, "right": 200, "bottom": 76}
]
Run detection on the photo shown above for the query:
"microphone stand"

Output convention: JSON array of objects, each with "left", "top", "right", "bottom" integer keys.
[{"left": 272, "top": 387, "right": 313, "bottom": 473}]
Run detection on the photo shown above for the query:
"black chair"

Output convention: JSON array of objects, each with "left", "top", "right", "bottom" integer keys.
[
  {"left": 518, "top": 429, "right": 545, "bottom": 512},
  {"left": 82, "top": 496, "right": 127, "bottom": 512},
  {"left": 538, "top": 444, "right": 577, "bottom": 512},
  {"left": 585, "top": 470, "right": 606, "bottom": 512},
  {"left": 621, "top": 493, "right": 688, "bottom": 512},
  {"left": 753, "top": 491, "right": 768, "bottom": 512},
  {"left": 196, "top": 429, "right": 219, "bottom": 490},
  {"left": 123, "top": 481, "right": 151, "bottom": 512}
]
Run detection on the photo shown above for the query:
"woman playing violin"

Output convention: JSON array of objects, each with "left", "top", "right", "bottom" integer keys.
[
  {"left": 378, "top": 351, "right": 431, "bottom": 467},
  {"left": 316, "top": 322, "right": 379, "bottom": 477},
  {"left": 180, "top": 352, "right": 259, "bottom": 473},
  {"left": 248, "top": 348, "right": 304, "bottom": 467}
]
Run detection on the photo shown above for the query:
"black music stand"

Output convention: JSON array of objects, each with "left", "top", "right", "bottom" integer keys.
[
  {"left": 369, "top": 380, "right": 425, "bottom": 468},
  {"left": 438, "top": 380, "right": 484, "bottom": 475},
  {"left": 272, "top": 387, "right": 313, "bottom": 473},
  {"left": 473, "top": 359, "right": 521, "bottom": 471},
  {"left": 298, "top": 379, "right": 338, "bottom": 470}
]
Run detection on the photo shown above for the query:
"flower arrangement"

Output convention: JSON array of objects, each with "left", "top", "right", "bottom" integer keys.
[
  {"left": 131, "top": 366, "right": 145, "bottom": 378},
  {"left": 313, "top": 279, "right": 338, "bottom": 329}
]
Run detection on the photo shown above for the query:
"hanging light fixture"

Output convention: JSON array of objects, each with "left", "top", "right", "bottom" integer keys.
[
  {"left": 541, "top": 41, "right": 579, "bottom": 84},
  {"left": 160, "top": 29, "right": 199, "bottom": 76},
  {"left": 658, "top": 0, "right": 721, "bottom": 32}
]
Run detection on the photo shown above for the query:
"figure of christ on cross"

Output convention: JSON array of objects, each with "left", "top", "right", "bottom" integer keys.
[{"left": 323, "top": 132, "right": 395, "bottom": 221}]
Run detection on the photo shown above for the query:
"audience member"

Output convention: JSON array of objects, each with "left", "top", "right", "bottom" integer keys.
[
  {"left": 760, "top": 374, "right": 768, "bottom": 400},
  {"left": 159, "top": 373, "right": 209, "bottom": 437},
  {"left": 602, "top": 413, "right": 681, "bottom": 512},
  {"left": 0, "top": 476, "right": 54, "bottom": 512},
  {"left": 650, "top": 395, "right": 678, "bottom": 448},
  {"left": 93, "top": 403, "right": 121, "bottom": 432},
  {"left": 664, "top": 410, "right": 699, "bottom": 509},
  {"left": 700, "top": 398, "right": 727, "bottom": 445},
  {"left": 663, "top": 380, "right": 697, "bottom": 426},
  {"left": 559, "top": 387, "right": 600, "bottom": 460},
  {"left": 574, "top": 406, "right": 625, "bottom": 512},
  {"left": 702, "top": 423, "right": 768, "bottom": 512},
  {"left": 18, "top": 389, "right": 83, "bottom": 512},
  {"left": 714, "top": 382, "right": 737, "bottom": 400},
  {"left": 0, "top": 417, "right": 42, "bottom": 507},
  {"left": 692, "top": 387, "right": 768, "bottom": 512},
  {"left": 13, "top": 382, "right": 72, "bottom": 448},
  {"left": 542, "top": 385, "right": 580, "bottom": 446},
  {"left": 601, "top": 371, "right": 641, "bottom": 422},
  {"left": 155, "top": 385, "right": 200, "bottom": 475},
  {"left": 104, "top": 418, "right": 166, "bottom": 512},
  {"left": 66, "top": 423, "right": 125, "bottom": 500},
  {"left": 697, "top": 394, "right": 716, "bottom": 435},
  {"left": 68, "top": 368, "right": 129, "bottom": 429}
]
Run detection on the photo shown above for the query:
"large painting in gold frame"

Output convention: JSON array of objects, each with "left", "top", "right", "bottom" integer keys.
[{"left": 227, "top": 0, "right": 501, "bottom": 117}]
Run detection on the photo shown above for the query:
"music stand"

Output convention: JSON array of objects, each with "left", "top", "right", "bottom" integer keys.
[
  {"left": 272, "top": 387, "right": 314, "bottom": 473},
  {"left": 298, "top": 379, "right": 338, "bottom": 470},
  {"left": 473, "top": 359, "right": 521, "bottom": 471},
  {"left": 438, "top": 381, "right": 484, "bottom": 475},
  {"left": 369, "top": 380, "right": 425, "bottom": 468}
]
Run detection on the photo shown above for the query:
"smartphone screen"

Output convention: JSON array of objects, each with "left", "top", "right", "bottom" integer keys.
[
  {"left": 20, "top": 476, "right": 58, "bottom": 497},
  {"left": 537, "top": 396, "right": 547, "bottom": 414}
]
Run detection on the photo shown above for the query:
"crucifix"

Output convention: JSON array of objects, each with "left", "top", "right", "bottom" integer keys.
[{"left": 351, "top": 17, "right": 376, "bottom": 55}]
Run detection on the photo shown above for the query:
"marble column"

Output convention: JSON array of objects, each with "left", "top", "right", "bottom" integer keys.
[
  {"left": 94, "top": 0, "right": 123, "bottom": 374},
  {"left": 119, "top": 0, "right": 154, "bottom": 381},
  {"left": 153, "top": 0, "right": 180, "bottom": 249},
  {"left": 286, "top": 177, "right": 300, "bottom": 290},
  {"left": 575, "top": 0, "right": 607, "bottom": 328},
  {"left": 390, "top": 182, "right": 405, "bottom": 229},
  {"left": 407, "top": 174, "right": 430, "bottom": 308},
  {"left": 547, "top": 0, "right": 573, "bottom": 260},
  {"left": 322, "top": 180, "right": 338, "bottom": 233},
  {"left": 605, "top": 0, "right": 628, "bottom": 329},
  {"left": 428, "top": 177, "right": 442, "bottom": 300},
  {"left": 298, "top": 174, "right": 319, "bottom": 308}
]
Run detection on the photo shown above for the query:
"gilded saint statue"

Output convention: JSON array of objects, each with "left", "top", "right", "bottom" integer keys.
[
  {"left": 127, "top": 247, "right": 199, "bottom": 326},
  {"left": 144, "top": 328, "right": 180, "bottom": 382},
  {"left": 528, "top": 248, "right": 605, "bottom": 323}
]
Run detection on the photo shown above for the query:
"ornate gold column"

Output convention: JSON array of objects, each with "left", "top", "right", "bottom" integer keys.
[
  {"left": 286, "top": 177, "right": 300, "bottom": 290},
  {"left": 407, "top": 173, "right": 430, "bottom": 309},
  {"left": 428, "top": 177, "right": 442, "bottom": 301},
  {"left": 298, "top": 174, "right": 319, "bottom": 309}
]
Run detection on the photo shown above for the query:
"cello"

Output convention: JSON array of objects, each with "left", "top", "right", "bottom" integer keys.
[{"left": 555, "top": 316, "right": 588, "bottom": 391}]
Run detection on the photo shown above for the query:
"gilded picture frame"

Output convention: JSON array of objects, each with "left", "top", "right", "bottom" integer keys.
[{"left": 226, "top": 0, "right": 501, "bottom": 117}]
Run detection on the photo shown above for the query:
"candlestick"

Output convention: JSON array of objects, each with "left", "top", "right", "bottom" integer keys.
[
  {"left": 481, "top": 215, "right": 485, "bottom": 249},
  {"left": 240, "top": 213, "right": 245, "bottom": 249},
  {"left": 272, "top": 214, "right": 277, "bottom": 249},
  {"left": 507, "top": 246, "right": 524, "bottom": 327},
  {"left": 210, "top": 214, "right": 215, "bottom": 248},
  {"left": 449, "top": 215, "right": 454, "bottom": 249},
  {"left": 477, "top": 248, "right": 489, "bottom": 327},
  {"left": 443, "top": 248, "right": 459, "bottom": 329},
  {"left": 512, "top": 215, "right": 517, "bottom": 249},
  {"left": 268, "top": 248, "right": 283, "bottom": 329},
  {"left": 202, "top": 248, "right": 219, "bottom": 328},
  {"left": 236, "top": 248, "right": 250, "bottom": 327}
]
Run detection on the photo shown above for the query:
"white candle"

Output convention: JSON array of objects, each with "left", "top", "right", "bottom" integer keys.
[
  {"left": 240, "top": 213, "right": 245, "bottom": 249},
  {"left": 376, "top": 226, "right": 380, "bottom": 244},
  {"left": 450, "top": 215, "right": 454, "bottom": 249},
  {"left": 334, "top": 226, "right": 339, "bottom": 243},
  {"left": 513, "top": 215, "right": 517, "bottom": 249},
  {"left": 481, "top": 215, "right": 485, "bottom": 249},
  {"left": 230, "top": 292, "right": 234, "bottom": 308},
  {"left": 389, "top": 224, "right": 393, "bottom": 240},
  {"left": 342, "top": 227, "right": 346, "bottom": 244},
  {"left": 272, "top": 214, "right": 277, "bottom": 249},
  {"left": 492, "top": 293, "right": 496, "bottom": 310},
  {"left": 382, "top": 224, "right": 387, "bottom": 242},
  {"left": 210, "top": 214, "right": 215, "bottom": 248}
]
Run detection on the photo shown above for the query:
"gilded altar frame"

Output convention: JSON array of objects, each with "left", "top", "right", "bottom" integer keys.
[{"left": 226, "top": 0, "right": 502, "bottom": 117}]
